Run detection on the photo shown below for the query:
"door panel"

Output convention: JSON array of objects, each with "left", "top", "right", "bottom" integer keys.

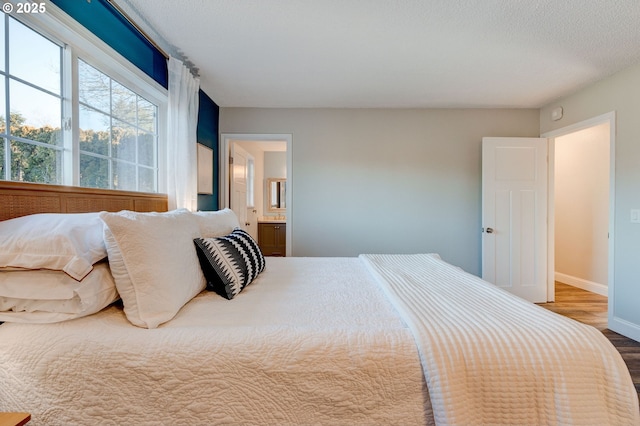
[
  {"left": 230, "top": 144, "right": 248, "bottom": 231},
  {"left": 482, "top": 137, "right": 548, "bottom": 302}
]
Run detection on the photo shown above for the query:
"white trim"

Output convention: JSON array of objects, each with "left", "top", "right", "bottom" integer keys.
[
  {"left": 541, "top": 111, "right": 616, "bottom": 325},
  {"left": 546, "top": 137, "right": 555, "bottom": 302},
  {"left": 609, "top": 316, "right": 640, "bottom": 343},
  {"left": 555, "top": 272, "right": 607, "bottom": 297},
  {"left": 221, "top": 133, "right": 293, "bottom": 256},
  {"left": 541, "top": 112, "right": 616, "bottom": 138},
  {"left": 62, "top": 44, "right": 76, "bottom": 185}
]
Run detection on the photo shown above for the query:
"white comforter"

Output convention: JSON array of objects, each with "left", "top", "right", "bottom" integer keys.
[
  {"left": 361, "top": 253, "right": 640, "bottom": 425},
  {"left": 2, "top": 254, "right": 638, "bottom": 426},
  {"left": 0, "top": 257, "right": 430, "bottom": 425}
]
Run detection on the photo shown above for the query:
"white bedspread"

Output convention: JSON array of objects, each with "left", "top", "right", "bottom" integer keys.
[
  {"left": 361, "top": 253, "right": 640, "bottom": 425},
  {"left": 0, "top": 257, "right": 431, "bottom": 425}
]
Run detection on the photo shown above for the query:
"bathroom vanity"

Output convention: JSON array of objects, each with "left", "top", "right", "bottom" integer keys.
[{"left": 258, "top": 219, "right": 286, "bottom": 256}]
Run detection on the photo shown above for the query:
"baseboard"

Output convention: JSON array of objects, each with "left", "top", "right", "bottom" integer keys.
[
  {"left": 555, "top": 272, "right": 608, "bottom": 297},
  {"left": 609, "top": 315, "right": 640, "bottom": 342}
]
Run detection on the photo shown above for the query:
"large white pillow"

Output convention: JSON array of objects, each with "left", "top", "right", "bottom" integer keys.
[
  {"left": 192, "top": 208, "right": 241, "bottom": 238},
  {"left": 0, "top": 262, "right": 119, "bottom": 323},
  {"left": 0, "top": 213, "right": 107, "bottom": 280},
  {"left": 100, "top": 209, "right": 206, "bottom": 328}
]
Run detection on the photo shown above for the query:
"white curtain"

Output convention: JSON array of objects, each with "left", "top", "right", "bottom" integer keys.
[{"left": 167, "top": 56, "right": 200, "bottom": 211}]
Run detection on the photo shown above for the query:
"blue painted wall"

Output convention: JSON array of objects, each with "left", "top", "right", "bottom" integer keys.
[
  {"left": 51, "top": 0, "right": 167, "bottom": 88},
  {"left": 197, "top": 90, "right": 220, "bottom": 211}
]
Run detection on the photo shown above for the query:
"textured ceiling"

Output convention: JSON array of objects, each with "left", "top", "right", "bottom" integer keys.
[{"left": 116, "top": 0, "right": 640, "bottom": 108}]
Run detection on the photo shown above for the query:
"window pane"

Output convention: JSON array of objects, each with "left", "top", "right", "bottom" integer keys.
[
  {"left": 138, "top": 97, "right": 156, "bottom": 132},
  {"left": 113, "top": 160, "right": 135, "bottom": 191},
  {"left": 138, "top": 166, "right": 155, "bottom": 193},
  {"left": 112, "top": 119, "right": 136, "bottom": 162},
  {"left": 138, "top": 131, "right": 155, "bottom": 167},
  {"left": 79, "top": 105, "right": 109, "bottom": 156},
  {"left": 10, "top": 140, "right": 60, "bottom": 184},
  {"left": 9, "top": 17, "right": 60, "bottom": 95},
  {"left": 80, "top": 153, "right": 108, "bottom": 189},
  {"left": 0, "top": 14, "right": 5, "bottom": 72},
  {"left": 112, "top": 81, "right": 136, "bottom": 123},
  {"left": 79, "top": 60, "right": 110, "bottom": 113},
  {"left": 10, "top": 80, "right": 61, "bottom": 145}
]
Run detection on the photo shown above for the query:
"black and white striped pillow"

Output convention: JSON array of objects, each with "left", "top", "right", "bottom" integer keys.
[{"left": 194, "top": 228, "right": 266, "bottom": 300}]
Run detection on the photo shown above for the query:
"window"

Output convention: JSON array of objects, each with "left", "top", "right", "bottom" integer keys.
[
  {"left": 78, "top": 60, "right": 158, "bottom": 191},
  {"left": 1, "top": 15, "right": 63, "bottom": 184},
  {"left": 0, "top": 10, "right": 166, "bottom": 192}
]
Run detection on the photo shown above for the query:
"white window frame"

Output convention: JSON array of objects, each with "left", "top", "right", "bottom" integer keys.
[{"left": 10, "top": 3, "right": 168, "bottom": 193}]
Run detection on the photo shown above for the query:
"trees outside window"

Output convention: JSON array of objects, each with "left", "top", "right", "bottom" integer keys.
[
  {"left": 78, "top": 60, "right": 158, "bottom": 191},
  {"left": 0, "top": 12, "right": 162, "bottom": 192},
  {"left": 1, "top": 14, "right": 62, "bottom": 184}
]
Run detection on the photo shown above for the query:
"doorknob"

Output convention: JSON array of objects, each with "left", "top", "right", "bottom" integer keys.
[{"left": 485, "top": 227, "right": 494, "bottom": 234}]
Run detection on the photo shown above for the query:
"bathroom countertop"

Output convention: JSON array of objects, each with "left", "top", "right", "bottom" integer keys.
[{"left": 258, "top": 218, "right": 287, "bottom": 224}]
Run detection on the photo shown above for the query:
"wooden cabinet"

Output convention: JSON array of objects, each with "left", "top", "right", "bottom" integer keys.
[{"left": 258, "top": 222, "right": 286, "bottom": 256}]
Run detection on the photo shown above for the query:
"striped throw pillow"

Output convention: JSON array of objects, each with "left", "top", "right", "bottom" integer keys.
[{"left": 194, "top": 228, "right": 266, "bottom": 299}]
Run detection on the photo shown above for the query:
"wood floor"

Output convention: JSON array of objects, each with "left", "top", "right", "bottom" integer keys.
[{"left": 539, "top": 282, "right": 640, "bottom": 396}]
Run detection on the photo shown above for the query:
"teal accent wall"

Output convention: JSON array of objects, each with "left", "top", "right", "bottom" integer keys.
[
  {"left": 51, "top": 0, "right": 167, "bottom": 88},
  {"left": 197, "top": 90, "right": 220, "bottom": 211}
]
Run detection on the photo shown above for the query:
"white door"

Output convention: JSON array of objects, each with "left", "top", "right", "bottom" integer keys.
[
  {"left": 230, "top": 144, "right": 249, "bottom": 232},
  {"left": 482, "top": 137, "right": 548, "bottom": 303}
]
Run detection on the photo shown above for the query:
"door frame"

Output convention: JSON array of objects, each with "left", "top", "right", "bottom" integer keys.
[
  {"left": 220, "top": 133, "right": 293, "bottom": 256},
  {"left": 541, "top": 111, "right": 615, "bottom": 304}
]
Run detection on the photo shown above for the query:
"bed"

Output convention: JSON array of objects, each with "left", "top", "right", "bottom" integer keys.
[{"left": 0, "top": 181, "right": 638, "bottom": 426}]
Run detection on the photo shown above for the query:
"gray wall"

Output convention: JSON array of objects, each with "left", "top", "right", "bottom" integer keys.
[
  {"left": 540, "top": 61, "right": 640, "bottom": 340},
  {"left": 220, "top": 108, "right": 539, "bottom": 274}
]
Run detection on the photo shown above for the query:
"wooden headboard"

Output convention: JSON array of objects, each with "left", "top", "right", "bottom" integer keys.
[{"left": 0, "top": 181, "right": 168, "bottom": 221}]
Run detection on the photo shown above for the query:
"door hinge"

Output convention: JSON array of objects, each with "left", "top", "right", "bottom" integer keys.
[{"left": 229, "top": 156, "right": 234, "bottom": 165}]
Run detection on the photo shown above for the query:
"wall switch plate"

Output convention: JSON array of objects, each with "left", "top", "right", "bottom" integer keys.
[{"left": 631, "top": 209, "right": 640, "bottom": 223}]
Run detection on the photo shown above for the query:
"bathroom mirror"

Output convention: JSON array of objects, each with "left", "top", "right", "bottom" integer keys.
[{"left": 267, "top": 178, "right": 286, "bottom": 212}]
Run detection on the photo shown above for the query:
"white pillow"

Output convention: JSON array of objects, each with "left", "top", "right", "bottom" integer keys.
[
  {"left": 0, "top": 262, "right": 119, "bottom": 323},
  {"left": 100, "top": 209, "right": 206, "bottom": 328},
  {"left": 193, "top": 208, "right": 241, "bottom": 238},
  {"left": 0, "top": 213, "right": 107, "bottom": 280}
]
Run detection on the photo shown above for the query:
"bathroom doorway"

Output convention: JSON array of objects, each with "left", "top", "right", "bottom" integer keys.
[{"left": 220, "top": 133, "right": 292, "bottom": 255}]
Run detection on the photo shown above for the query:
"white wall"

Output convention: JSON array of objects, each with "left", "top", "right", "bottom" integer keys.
[
  {"left": 540, "top": 61, "right": 640, "bottom": 340},
  {"left": 554, "top": 123, "right": 609, "bottom": 291},
  {"left": 220, "top": 108, "right": 539, "bottom": 275}
]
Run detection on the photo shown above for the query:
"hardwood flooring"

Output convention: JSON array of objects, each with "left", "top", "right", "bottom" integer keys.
[{"left": 539, "top": 282, "right": 640, "bottom": 396}]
